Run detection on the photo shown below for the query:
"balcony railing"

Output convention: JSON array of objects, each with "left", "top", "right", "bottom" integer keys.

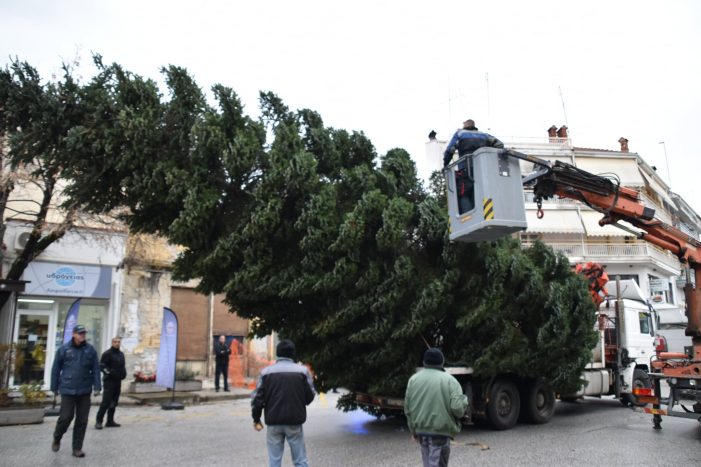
[{"left": 522, "top": 242, "right": 681, "bottom": 271}]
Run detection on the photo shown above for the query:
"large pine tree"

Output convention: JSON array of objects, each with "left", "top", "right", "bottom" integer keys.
[{"left": 2, "top": 58, "right": 598, "bottom": 402}]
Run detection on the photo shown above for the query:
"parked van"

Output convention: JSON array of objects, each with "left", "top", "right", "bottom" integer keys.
[{"left": 654, "top": 303, "right": 688, "bottom": 353}]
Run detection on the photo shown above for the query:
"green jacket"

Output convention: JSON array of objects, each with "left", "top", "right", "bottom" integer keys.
[{"left": 404, "top": 368, "right": 468, "bottom": 438}]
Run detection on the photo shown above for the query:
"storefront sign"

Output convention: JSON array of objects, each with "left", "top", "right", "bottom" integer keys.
[
  {"left": 648, "top": 278, "right": 669, "bottom": 293},
  {"left": 21, "top": 262, "right": 112, "bottom": 298}
]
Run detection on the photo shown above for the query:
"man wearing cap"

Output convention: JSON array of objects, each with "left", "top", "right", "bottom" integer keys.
[
  {"left": 251, "top": 339, "right": 316, "bottom": 467},
  {"left": 443, "top": 119, "right": 504, "bottom": 167},
  {"left": 404, "top": 348, "right": 469, "bottom": 467},
  {"left": 50, "top": 324, "right": 101, "bottom": 458}
]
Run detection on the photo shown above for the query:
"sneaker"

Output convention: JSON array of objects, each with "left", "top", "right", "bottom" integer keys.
[
  {"left": 105, "top": 422, "right": 121, "bottom": 428},
  {"left": 51, "top": 438, "right": 60, "bottom": 452},
  {"left": 95, "top": 421, "right": 103, "bottom": 429},
  {"left": 72, "top": 449, "right": 86, "bottom": 458}
]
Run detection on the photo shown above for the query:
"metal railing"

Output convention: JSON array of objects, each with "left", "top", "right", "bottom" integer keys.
[{"left": 522, "top": 242, "right": 681, "bottom": 270}]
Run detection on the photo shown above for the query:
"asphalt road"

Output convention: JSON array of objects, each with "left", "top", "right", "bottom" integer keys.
[{"left": 1, "top": 393, "right": 699, "bottom": 466}]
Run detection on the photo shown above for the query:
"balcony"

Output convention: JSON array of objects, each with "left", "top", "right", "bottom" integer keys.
[{"left": 522, "top": 242, "right": 681, "bottom": 274}]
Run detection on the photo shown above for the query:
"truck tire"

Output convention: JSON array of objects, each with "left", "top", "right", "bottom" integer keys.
[
  {"left": 521, "top": 378, "right": 556, "bottom": 424},
  {"left": 486, "top": 378, "right": 520, "bottom": 430},
  {"left": 620, "top": 369, "right": 651, "bottom": 407}
]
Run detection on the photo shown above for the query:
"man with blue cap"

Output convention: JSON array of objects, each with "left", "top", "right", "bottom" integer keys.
[{"left": 50, "top": 324, "right": 101, "bottom": 458}]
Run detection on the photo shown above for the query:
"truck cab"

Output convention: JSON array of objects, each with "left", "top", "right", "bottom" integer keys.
[{"left": 572, "top": 279, "right": 657, "bottom": 404}]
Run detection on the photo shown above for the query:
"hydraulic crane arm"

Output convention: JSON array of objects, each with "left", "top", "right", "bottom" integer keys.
[{"left": 505, "top": 149, "right": 701, "bottom": 358}]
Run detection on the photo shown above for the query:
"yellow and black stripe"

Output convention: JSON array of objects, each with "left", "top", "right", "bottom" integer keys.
[{"left": 483, "top": 198, "right": 494, "bottom": 221}]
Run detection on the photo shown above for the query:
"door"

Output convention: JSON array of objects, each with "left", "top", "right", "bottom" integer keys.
[{"left": 13, "top": 310, "right": 57, "bottom": 387}]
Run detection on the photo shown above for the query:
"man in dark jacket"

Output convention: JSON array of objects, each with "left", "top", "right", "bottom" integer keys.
[
  {"left": 214, "top": 335, "right": 231, "bottom": 392},
  {"left": 252, "top": 339, "right": 316, "bottom": 467},
  {"left": 443, "top": 119, "right": 504, "bottom": 214},
  {"left": 50, "top": 324, "right": 101, "bottom": 458},
  {"left": 95, "top": 336, "right": 127, "bottom": 429},
  {"left": 443, "top": 119, "right": 504, "bottom": 167}
]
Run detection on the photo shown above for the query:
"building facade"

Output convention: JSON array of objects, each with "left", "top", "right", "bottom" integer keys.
[{"left": 428, "top": 125, "right": 701, "bottom": 308}]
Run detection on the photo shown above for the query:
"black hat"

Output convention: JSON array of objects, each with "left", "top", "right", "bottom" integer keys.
[
  {"left": 423, "top": 348, "right": 445, "bottom": 368},
  {"left": 73, "top": 324, "right": 87, "bottom": 334},
  {"left": 276, "top": 339, "right": 296, "bottom": 359}
]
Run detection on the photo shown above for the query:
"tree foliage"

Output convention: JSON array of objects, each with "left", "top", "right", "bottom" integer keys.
[
  {"left": 0, "top": 60, "right": 81, "bottom": 291},
  {"left": 3, "top": 57, "right": 597, "bottom": 401}
]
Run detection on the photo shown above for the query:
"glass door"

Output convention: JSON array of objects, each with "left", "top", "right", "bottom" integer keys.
[{"left": 13, "top": 309, "right": 57, "bottom": 387}]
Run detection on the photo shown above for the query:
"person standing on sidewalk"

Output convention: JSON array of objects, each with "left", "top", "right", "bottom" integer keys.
[
  {"left": 50, "top": 324, "right": 101, "bottom": 458},
  {"left": 404, "top": 348, "right": 469, "bottom": 467},
  {"left": 95, "top": 336, "right": 126, "bottom": 429},
  {"left": 214, "top": 335, "right": 231, "bottom": 392},
  {"left": 251, "top": 339, "right": 316, "bottom": 467}
]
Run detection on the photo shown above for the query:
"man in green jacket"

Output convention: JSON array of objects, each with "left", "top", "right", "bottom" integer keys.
[{"left": 404, "top": 348, "right": 468, "bottom": 467}]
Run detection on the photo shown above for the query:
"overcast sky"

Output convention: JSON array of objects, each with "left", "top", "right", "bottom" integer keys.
[{"left": 2, "top": 0, "right": 700, "bottom": 211}]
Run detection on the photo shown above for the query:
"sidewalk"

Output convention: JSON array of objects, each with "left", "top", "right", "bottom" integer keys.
[{"left": 123, "top": 387, "right": 252, "bottom": 406}]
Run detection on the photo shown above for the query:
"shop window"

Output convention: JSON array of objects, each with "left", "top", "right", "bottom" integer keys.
[{"left": 55, "top": 300, "right": 108, "bottom": 355}]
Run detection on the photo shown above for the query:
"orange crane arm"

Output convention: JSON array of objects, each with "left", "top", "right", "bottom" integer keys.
[{"left": 508, "top": 150, "right": 701, "bottom": 359}]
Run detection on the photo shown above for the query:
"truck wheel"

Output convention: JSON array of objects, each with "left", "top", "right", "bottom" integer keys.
[
  {"left": 486, "top": 378, "right": 520, "bottom": 430},
  {"left": 521, "top": 378, "right": 556, "bottom": 424},
  {"left": 620, "top": 369, "right": 651, "bottom": 407}
]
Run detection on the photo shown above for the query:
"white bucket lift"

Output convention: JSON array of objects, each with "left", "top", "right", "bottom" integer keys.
[{"left": 445, "top": 147, "right": 527, "bottom": 242}]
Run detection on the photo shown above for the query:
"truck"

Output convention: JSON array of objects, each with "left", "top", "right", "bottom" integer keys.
[
  {"left": 445, "top": 146, "right": 701, "bottom": 428},
  {"left": 356, "top": 271, "right": 659, "bottom": 430},
  {"left": 358, "top": 145, "right": 701, "bottom": 429}
]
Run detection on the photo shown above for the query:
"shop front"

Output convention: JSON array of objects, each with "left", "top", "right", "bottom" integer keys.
[{"left": 12, "top": 261, "right": 114, "bottom": 389}]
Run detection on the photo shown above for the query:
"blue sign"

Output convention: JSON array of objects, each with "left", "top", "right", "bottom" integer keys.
[
  {"left": 156, "top": 307, "right": 178, "bottom": 389},
  {"left": 22, "top": 262, "right": 112, "bottom": 298}
]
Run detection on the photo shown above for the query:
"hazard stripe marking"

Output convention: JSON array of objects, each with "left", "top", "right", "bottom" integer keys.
[{"left": 483, "top": 198, "right": 494, "bottom": 220}]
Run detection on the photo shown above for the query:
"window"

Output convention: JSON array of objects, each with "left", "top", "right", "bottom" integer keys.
[
  {"left": 55, "top": 300, "right": 108, "bottom": 355},
  {"left": 639, "top": 312, "right": 654, "bottom": 336}
]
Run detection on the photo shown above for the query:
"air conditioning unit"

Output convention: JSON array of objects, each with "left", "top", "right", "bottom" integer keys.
[{"left": 14, "top": 231, "right": 31, "bottom": 251}]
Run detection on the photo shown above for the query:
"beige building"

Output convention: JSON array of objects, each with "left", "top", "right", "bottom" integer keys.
[{"left": 0, "top": 160, "right": 273, "bottom": 391}]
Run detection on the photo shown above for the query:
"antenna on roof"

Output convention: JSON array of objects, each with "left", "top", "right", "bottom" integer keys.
[
  {"left": 559, "top": 85, "right": 570, "bottom": 132},
  {"left": 486, "top": 72, "right": 491, "bottom": 131}
]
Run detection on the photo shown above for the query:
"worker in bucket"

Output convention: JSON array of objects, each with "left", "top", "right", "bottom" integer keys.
[
  {"left": 442, "top": 119, "right": 503, "bottom": 167},
  {"left": 443, "top": 120, "right": 503, "bottom": 214}
]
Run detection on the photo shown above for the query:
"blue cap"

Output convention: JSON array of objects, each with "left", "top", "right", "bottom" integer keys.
[{"left": 73, "top": 324, "right": 87, "bottom": 334}]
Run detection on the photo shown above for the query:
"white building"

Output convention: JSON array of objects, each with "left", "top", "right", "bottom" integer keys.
[
  {"left": 427, "top": 126, "right": 701, "bottom": 308},
  {"left": 2, "top": 222, "right": 126, "bottom": 388}
]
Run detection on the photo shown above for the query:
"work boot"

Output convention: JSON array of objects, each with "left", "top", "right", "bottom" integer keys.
[
  {"left": 51, "top": 438, "right": 60, "bottom": 452},
  {"left": 72, "top": 449, "right": 86, "bottom": 458},
  {"left": 95, "top": 421, "right": 103, "bottom": 429},
  {"left": 105, "top": 421, "right": 121, "bottom": 428}
]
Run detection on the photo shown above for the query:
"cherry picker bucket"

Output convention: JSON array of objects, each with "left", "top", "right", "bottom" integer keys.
[{"left": 444, "top": 147, "right": 527, "bottom": 242}]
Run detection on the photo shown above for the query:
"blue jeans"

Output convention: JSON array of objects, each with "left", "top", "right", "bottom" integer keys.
[
  {"left": 266, "top": 424, "right": 309, "bottom": 467},
  {"left": 419, "top": 435, "right": 451, "bottom": 467}
]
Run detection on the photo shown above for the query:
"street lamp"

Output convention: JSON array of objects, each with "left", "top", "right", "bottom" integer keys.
[{"left": 658, "top": 141, "right": 672, "bottom": 187}]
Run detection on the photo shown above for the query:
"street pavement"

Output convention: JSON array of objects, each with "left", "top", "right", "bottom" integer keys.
[{"left": 1, "top": 392, "right": 699, "bottom": 466}]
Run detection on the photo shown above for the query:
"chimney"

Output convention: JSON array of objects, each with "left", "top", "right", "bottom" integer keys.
[
  {"left": 618, "top": 137, "right": 629, "bottom": 153},
  {"left": 556, "top": 125, "right": 568, "bottom": 139},
  {"left": 547, "top": 125, "right": 558, "bottom": 140}
]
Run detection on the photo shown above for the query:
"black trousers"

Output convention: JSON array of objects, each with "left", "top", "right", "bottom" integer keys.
[
  {"left": 53, "top": 393, "right": 91, "bottom": 450},
  {"left": 215, "top": 361, "right": 229, "bottom": 390},
  {"left": 96, "top": 381, "right": 121, "bottom": 423}
]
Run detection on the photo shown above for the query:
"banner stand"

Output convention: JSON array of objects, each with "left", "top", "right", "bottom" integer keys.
[{"left": 158, "top": 307, "right": 184, "bottom": 411}]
